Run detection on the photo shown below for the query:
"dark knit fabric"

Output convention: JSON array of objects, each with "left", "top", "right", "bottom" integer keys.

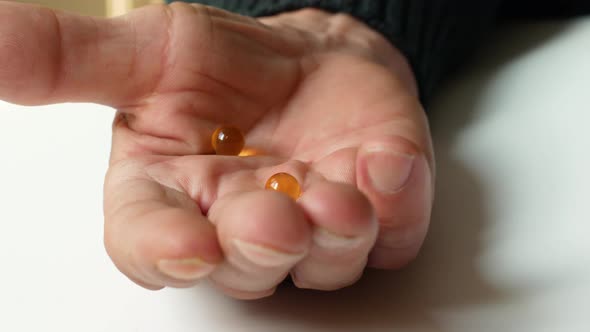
[{"left": 168, "top": 0, "right": 589, "bottom": 104}]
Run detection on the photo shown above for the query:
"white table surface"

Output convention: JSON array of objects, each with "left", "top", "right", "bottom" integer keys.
[{"left": 1, "top": 19, "right": 589, "bottom": 332}]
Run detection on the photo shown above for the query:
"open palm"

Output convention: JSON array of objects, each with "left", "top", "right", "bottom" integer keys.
[{"left": 0, "top": 2, "right": 434, "bottom": 299}]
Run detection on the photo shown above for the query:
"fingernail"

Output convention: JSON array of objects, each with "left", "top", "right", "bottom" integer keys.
[
  {"left": 232, "top": 239, "right": 305, "bottom": 268},
  {"left": 313, "top": 227, "right": 363, "bottom": 249},
  {"left": 364, "top": 147, "right": 415, "bottom": 194},
  {"left": 157, "top": 257, "right": 216, "bottom": 281}
]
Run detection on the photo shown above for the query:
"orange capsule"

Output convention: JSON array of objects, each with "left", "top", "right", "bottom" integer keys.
[
  {"left": 211, "top": 126, "right": 245, "bottom": 156},
  {"left": 265, "top": 172, "right": 301, "bottom": 200},
  {"left": 238, "top": 147, "right": 262, "bottom": 157}
]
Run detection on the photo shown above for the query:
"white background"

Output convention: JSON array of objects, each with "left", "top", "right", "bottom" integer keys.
[{"left": 1, "top": 19, "right": 589, "bottom": 332}]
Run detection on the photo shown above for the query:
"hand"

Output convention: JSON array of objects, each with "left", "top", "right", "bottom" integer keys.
[{"left": 0, "top": 2, "right": 434, "bottom": 299}]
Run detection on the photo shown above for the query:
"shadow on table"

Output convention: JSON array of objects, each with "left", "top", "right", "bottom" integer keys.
[{"left": 220, "top": 22, "right": 570, "bottom": 332}]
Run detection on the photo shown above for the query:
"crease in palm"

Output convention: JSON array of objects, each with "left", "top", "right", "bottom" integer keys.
[{"left": 112, "top": 9, "right": 403, "bottom": 209}]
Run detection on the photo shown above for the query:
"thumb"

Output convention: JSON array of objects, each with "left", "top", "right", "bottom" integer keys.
[{"left": 0, "top": 1, "right": 167, "bottom": 106}]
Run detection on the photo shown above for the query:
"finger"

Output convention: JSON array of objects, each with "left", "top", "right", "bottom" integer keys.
[
  {"left": 140, "top": 155, "right": 315, "bottom": 298},
  {"left": 356, "top": 136, "right": 434, "bottom": 269},
  {"left": 207, "top": 190, "right": 311, "bottom": 299},
  {"left": 292, "top": 182, "right": 378, "bottom": 290},
  {"left": 0, "top": 2, "right": 166, "bottom": 105},
  {"left": 103, "top": 159, "right": 223, "bottom": 289}
]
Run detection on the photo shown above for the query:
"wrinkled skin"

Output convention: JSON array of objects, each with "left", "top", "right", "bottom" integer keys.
[{"left": 0, "top": 2, "right": 434, "bottom": 299}]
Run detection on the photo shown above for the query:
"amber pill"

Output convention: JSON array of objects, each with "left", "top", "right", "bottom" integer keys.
[
  {"left": 211, "top": 126, "right": 245, "bottom": 155},
  {"left": 265, "top": 172, "right": 301, "bottom": 200}
]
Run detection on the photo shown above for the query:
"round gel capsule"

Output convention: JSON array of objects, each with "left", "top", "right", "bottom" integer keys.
[
  {"left": 211, "top": 126, "right": 245, "bottom": 155},
  {"left": 265, "top": 172, "right": 301, "bottom": 200}
]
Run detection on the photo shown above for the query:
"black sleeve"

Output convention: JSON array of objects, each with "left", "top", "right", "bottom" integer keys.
[
  {"left": 168, "top": 0, "right": 589, "bottom": 105},
  {"left": 500, "top": 0, "right": 590, "bottom": 19}
]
